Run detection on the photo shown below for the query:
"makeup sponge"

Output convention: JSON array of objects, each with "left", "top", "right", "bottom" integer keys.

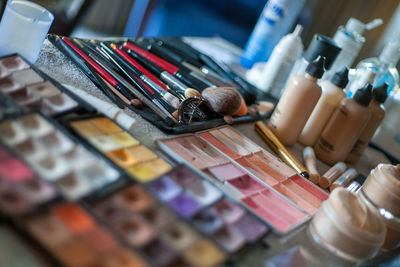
[{"left": 202, "top": 87, "right": 242, "bottom": 115}]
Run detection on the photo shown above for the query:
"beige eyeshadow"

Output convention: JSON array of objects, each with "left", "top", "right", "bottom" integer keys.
[
  {"left": 126, "top": 145, "right": 157, "bottom": 163},
  {"left": 27, "top": 81, "right": 60, "bottom": 98},
  {"left": 70, "top": 120, "right": 102, "bottom": 137},
  {"left": 109, "top": 131, "right": 139, "bottom": 148},
  {"left": 11, "top": 69, "right": 44, "bottom": 86},
  {"left": 91, "top": 118, "right": 122, "bottom": 134}
]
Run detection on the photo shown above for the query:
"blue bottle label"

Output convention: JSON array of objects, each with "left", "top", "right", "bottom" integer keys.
[{"left": 263, "top": 0, "right": 287, "bottom": 26}]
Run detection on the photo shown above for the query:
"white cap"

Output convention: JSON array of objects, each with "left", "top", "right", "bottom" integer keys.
[
  {"left": 275, "top": 24, "right": 304, "bottom": 58},
  {"left": 379, "top": 42, "right": 400, "bottom": 66},
  {"left": 346, "top": 18, "right": 365, "bottom": 35}
]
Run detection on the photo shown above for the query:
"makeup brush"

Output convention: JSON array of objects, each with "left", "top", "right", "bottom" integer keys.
[
  {"left": 100, "top": 43, "right": 180, "bottom": 110},
  {"left": 122, "top": 47, "right": 201, "bottom": 98},
  {"left": 201, "top": 87, "right": 242, "bottom": 115}
]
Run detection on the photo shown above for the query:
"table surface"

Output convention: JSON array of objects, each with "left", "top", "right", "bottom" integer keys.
[{"left": 32, "top": 37, "right": 398, "bottom": 266}]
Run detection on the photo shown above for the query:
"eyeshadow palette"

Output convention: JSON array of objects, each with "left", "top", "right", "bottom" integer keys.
[
  {"left": 0, "top": 144, "right": 57, "bottom": 216},
  {"left": 0, "top": 54, "right": 86, "bottom": 116},
  {"left": 91, "top": 183, "right": 228, "bottom": 267},
  {"left": 158, "top": 126, "right": 329, "bottom": 234},
  {"left": 69, "top": 116, "right": 172, "bottom": 183},
  {"left": 21, "top": 202, "right": 149, "bottom": 267},
  {"left": 0, "top": 113, "right": 121, "bottom": 201}
]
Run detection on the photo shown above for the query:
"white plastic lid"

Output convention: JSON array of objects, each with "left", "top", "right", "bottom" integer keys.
[
  {"left": 346, "top": 18, "right": 365, "bottom": 35},
  {"left": 379, "top": 42, "right": 400, "bottom": 66}
]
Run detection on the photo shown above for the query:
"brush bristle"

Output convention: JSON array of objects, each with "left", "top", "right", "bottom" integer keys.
[{"left": 163, "top": 92, "right": 180, "bottom": 109}]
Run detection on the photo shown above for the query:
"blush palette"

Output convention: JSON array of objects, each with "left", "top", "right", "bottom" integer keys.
[
  {"left": 0, "top": 113, "right": 121, "bottom": 201},
  {"left": 0, "top": 55, "right": 81, "bottom": 116},
  {"left": 158, "top": 126, "right": 329, "bottom": 234}
]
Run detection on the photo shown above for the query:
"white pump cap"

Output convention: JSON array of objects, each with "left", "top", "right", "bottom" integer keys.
[
  {"left": 379, "top": 42, "right": 400, "bottom": 66},
  {"left": 346, "top": 18, "right": 365, "bottom": 36},
  {"left": 277, "top": 24, "right": 304, "bottom": 58},
  {"left": 345, "top": 18, "right": 383, "bottom": 36}
]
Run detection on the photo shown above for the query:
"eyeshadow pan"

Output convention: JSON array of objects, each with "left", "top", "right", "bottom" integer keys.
[
  {"left": 281, "top": 180, "right": 322, "bottom": 208},
  {"left": 160, "top": 221, "right": 198, "bottom": 251},
  {"left": 185, "top": 179, "right": 222, "bottom": 206},
  {"left": 0, "top": 158, "right": 34, "bottom": 182},
  {"left": 109, "top": 131, "right": 140, "bottom": 147},
  {"left": 167, "top": 165, "right": 198, "bottom": 187},
  {"left": 169, "top": 192, "right": 201, "bottom": 218},
  {"left": 103, "top": 248, "right": 149, "bottom": 267},
  {"left": 184, "top": 135, "right": 230, "bottom": 165},
  {"left": 25, "top": 214, "right": 70, "bottom": 247},
  {"left": 219, "top": 127, "right": 261, "bottom": 153},
  {"left": 33, "top": 156, "right": 70, "bottom": 181},
  {"left": 94, "top": 198, "right": 128, "bottom": 223},
  {"left": 70, "top": 120, "right": 102, "bottom": 137},
  {"left": 88, "top": 134, "right": 123, "bottom": 152},
  {"left": 106, "top": 250, "right": 146, "bottom": 267},
  {"left": 27, "top": 81, "right": 60, "bottom": 98},
  {"left": 213, "top": 225, "right": 246, "bottom": 253},
  {"left": 116, "top": 185, "right": 155, "bottom": 212},
  {"left": 235, "top": 157, "right": 279, "bottom": 187},
  {"left": 91, "top": 117, "right": 122, "bottom": 134},
  {"left": 245, "top": 154, "right": 287, "bottom": 182},
  {"left": 39, "top": 131, "right": 74, "bottom": 154},
  {"left": 126, "top": 145, "right": 157, "bottom": 163},
  {"left": 53, "top": 238, "right": 96, "bottom": 267},
  {"left": 141, "top": 205, "right": 173, "bottom": 229},
  {"left": 242, "top": 196, "right": 290, "bottom": 232},
  {"left": 55, "top": 172, "right": 91, "bottom": 200},
  {"left": 81, "top": 226, "right": 118, "bottom": 253},
  {"left": 162, "top": 139, "right": 209, "bottom": 169},
  {"left": 115, "top": 214, "right": 155, "bottom": 248},
  {"left": 0, "top": 56, "right": 29, "bottom": 72},
  {"left": 256, "top": 190, "right": 308, "bottom": 225},
  {"left": 18, "top": 114, "right": 54, "bottom": 137},
  {"left": 126, "top": 158, "right": 172, "bottom": 183},
  {"left": 228, "top": 175, "right": 265, "bottom": 196},
  {"left": 208, "top": 162, "right": 247, "bottom": 181},
  {"left": 7, "top": 87, "right": 39, "bottom": 105},
  {"left": 198, "top": 132, "right": 241, "bottom": 159},
  {"left": 142, "top": 239, "right": 176, "bottom": 266},
  {"left": 11, "top": 68, "right": 44, "bottom": 86},
  {"left": 17, "top": 178, "right": 57, "bottom": 204},
  {"left": 209, "top": 129, "right": 251, "bottom": 156},
  {"left": 254, "top": 151, "right": 297, "bottom": 178},
  {"left": 14, "top": 138, "right": 47, "bottom": 160},
  {"left": 213, "top": 198, "right": 245, "bottom": 224},
  {"left": 52, "top": 203, "right": 94, "bottom": 234},
  {"left": 0, "top": 187, "right": 32, "bottom": 215},
  {"left": 232, "top": 213, "right": 268, "bottom": 242},
  {"left": 273, "top": 184, "right": 318, "bottom": 215},
  {"left": 42, "top": 93, "right": 78, "bottom": 114},
  {"left": 184, "top": 239, "right": 226, "bottom": 267},
  {"left": 290, "top": 175, "right": 329, "bottom": 201},
  {"left": 0, "top": 120, "right": 27, "bottom": 145},
  {"left": 192, "top": 208, "right": 224, "bottom": 234},
  {"left": 107, "top": 148, "right": 138, "bottom": 167},
  {"left": 176, "top": 136, "right": 220, "bottom": 167},
  {"left": 147, "top": 176, "right": 182, "bottom": 201}
]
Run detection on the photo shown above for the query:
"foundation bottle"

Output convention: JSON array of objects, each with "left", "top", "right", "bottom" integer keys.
[
  {"left": 299, "top": 67, "right": 349, "bottom": 146},
  {"left": 300, "top": 188, "right": 385, "bottom": 266},
  {"left": 268, "top": 56, "right": 325, "bottom": 146},
  {"left": 314, "top": 84, "right": 372, "bottom": 165},
  {"left": 358, "top": 164, "right": 400, "bottom": 250},
  {"left": 346, "top": 83, "right": 388, "bottom": 164}
]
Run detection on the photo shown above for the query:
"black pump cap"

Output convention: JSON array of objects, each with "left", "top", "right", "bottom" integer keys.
[
  {"left": 353, "top": 83, "right": 373, "bottom": 106},
  {"left": 330, "top": 67, "right": 349, "bottom": 88},
  {"left": 305, "top": 56, "right": 326, "bottom": 78},
  {"left": 372, "top": 83, "right": 388, "bottom": 103},
  {"left": 304, "top": 35, "right": 341, "bottom": 70}
]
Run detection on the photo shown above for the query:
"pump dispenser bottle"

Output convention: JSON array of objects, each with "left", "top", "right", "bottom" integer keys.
[
  {"left": 299, "top": 67, "right": 349, "bottom": 146},
  {"left": 315, "top": 84, "right": 372, "bottom": 165},
  {"left": 268, "top": 56, "right": 325, "bottom": 146},
  {"left": 347, "top": 83, "right": 388, "bottom": 163}
]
